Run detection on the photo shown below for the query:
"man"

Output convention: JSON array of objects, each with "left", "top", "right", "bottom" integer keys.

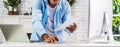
[{"left": 30, "top": 0, "right": 77, "bottom": 43}]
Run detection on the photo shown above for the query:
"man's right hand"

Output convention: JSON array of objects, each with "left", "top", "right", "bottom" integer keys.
[{"left": 42, "top": 34, "right": 58, "bottom": 43}]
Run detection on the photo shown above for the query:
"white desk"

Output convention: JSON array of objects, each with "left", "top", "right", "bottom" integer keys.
[{"left": 0, "top": 41, "right": 120, "bottom": 47}]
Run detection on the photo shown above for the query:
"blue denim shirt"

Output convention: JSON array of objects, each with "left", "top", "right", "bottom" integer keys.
[{"left": 30, "top": 0, "right": 71, "bottom": 42}]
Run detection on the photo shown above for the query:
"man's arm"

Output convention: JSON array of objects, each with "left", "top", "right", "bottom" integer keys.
[
  {"left": 62, "top": 1, "right": 77, "bottom": 33},
  {"left": 62, "top": 1, "right": 72, "bottom": 33},
  {"left": 31, "top": 0, "right": 47, "bottom": 41}
]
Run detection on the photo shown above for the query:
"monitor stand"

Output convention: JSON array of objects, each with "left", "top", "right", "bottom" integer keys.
[{"left": 88, "top": 12, "right": 114, "bottom": 43}]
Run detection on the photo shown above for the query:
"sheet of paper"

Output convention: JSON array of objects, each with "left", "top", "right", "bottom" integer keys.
[{"left": 54, "top": 18, "right": 78, "bottom": 31}]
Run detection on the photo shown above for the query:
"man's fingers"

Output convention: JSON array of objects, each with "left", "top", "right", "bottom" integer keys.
[
  {"left": 73, "top": 23, "right": 77, "bottom": 30},
  {"left": 66, "top": 23, "right": 77, "bottom": 30},
  {"left": 49, "top": 37, "right": 58, "bottom": 43},
  {"left": 73, "top": 23, "right": 77, "bottom": 27},
  {"left": 44, "top": 35, "right": 59, "bottom": 43},
  {"left": 66, "top": 23, "right": 77, "bottom": 32},
  {"left": 49, "top": 38, "right": 54, "bottom": 43},
  {"left": 54, "top": 36, "right": 59, "bottom": 41},
  {"left": 51, "top": 37, "right": 57, "bottom": 43},
  {"left": 51, "top": 35, "right": 59, "bottom": 41},
  {"left": 45, "top": 39, "right": 50, "bottom": 43},
  {"left": 71, "top": 27, "right": 75, "bottom": 30}
]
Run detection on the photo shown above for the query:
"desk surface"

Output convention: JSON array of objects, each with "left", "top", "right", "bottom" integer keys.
[{"left": 0, "top": 41, "right": 120, "bottom": 47}]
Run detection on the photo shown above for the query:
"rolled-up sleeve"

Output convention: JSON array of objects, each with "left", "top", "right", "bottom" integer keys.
[{"left": 30, "top": 0, "right": 46, "bottom": 41}]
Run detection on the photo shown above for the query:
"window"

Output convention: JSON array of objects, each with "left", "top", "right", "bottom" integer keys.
[{"left": 112, "top": 0, "right": 120, "bottom": 42}]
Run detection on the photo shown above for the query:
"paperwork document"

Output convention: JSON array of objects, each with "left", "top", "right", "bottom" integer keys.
[{"left": 54, "top": 18, "right": 78, "bottom": 31}]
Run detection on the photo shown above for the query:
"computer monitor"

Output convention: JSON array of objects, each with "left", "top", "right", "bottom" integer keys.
[{"left": 89, "top": 0, "right": 114, "bottom": 42}]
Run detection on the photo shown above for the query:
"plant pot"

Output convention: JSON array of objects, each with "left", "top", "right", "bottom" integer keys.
[
  {"left": 13, "top": 8, "right": 17, "bottom": 15},
  {"left": 8, "top": 11, "right": 13, "bottom": 15},
  {"left": 8, "top": 7, "right": 18, "bottom": 15},
  {"left": 8, "top": 6, "right": 12, "bottom": 15}
]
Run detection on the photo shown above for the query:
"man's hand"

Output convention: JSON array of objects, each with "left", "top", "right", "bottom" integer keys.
[
  {"left": 66, "top": 23, "right": 77, "bottom": 33},
  {"left": 42, "top": 34, "right": 58, "bottom": 43}
]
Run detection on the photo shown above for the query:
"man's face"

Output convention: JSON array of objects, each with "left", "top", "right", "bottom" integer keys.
[{"left": 49, "top": 0, "right": 60, "bottom": 5}]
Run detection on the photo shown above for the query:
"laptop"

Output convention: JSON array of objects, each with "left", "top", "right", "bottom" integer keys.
[
  {"left": 0, "top": 24, "right": 30, "bottom": 43},
  {"left": 0, "top": 28, "right": 6, "bottom": 43}
]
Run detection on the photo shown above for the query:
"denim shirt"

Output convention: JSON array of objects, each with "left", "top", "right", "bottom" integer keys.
[{"left": 30, "top": 0, "right": 71, "bottom": 42}]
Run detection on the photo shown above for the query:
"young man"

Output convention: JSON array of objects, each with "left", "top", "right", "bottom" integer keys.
[{"left": 30, "top": 0, "right": 77, "bottom": 43}]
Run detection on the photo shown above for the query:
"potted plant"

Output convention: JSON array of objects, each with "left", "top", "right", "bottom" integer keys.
[
  {"left": 112, "top": 16, "right": 120, "bottom": 34},
  {"left": 113, "top": 0, "right": 120, "bottom": 14},
  {"left": 3, "top": 0, "right": 21, "bottom": 15},
  {"left": 112, "top": 16, "right": 120, "bottom": 42},
  {"left": 67, "top": 0, "right": 76, "bottom": 6}
]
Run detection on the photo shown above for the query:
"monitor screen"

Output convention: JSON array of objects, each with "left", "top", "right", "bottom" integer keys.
[{"left": 89, "top": 0, "right": 112, "bottom": 38}]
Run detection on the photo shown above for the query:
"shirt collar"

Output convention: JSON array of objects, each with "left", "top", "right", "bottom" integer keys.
[{"left": 44, "top": 0, "right": 62, "bottom": 9}]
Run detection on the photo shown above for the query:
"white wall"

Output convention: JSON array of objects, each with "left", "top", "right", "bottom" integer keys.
[
  {"left": 0, "top": 0, "right": 7, "bottom": 15},
  {"left": 18, "top": 0, "right": 32, "bottom": 15},
  {"left": 64, "top": 0, "right": 89, "bottom": 42}
]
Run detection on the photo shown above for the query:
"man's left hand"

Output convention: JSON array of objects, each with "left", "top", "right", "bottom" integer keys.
[{"left": 66, "top": 23, "right": 77, "bottom": 33}]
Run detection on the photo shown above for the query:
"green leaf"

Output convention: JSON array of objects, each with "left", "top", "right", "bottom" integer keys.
[
  {"left": 67, "top": 0, "right": 75, "bottom": 6},
  {"left": 117, "top": 0, "right": 120, "bottom": 2},
  {"left": 3, "top": 0, "right": 21, "bottom": 8}
]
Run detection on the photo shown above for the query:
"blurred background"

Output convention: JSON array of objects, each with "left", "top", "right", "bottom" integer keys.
[{"left": 0, "top": 0, "right": 120, "bottom": 43}]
